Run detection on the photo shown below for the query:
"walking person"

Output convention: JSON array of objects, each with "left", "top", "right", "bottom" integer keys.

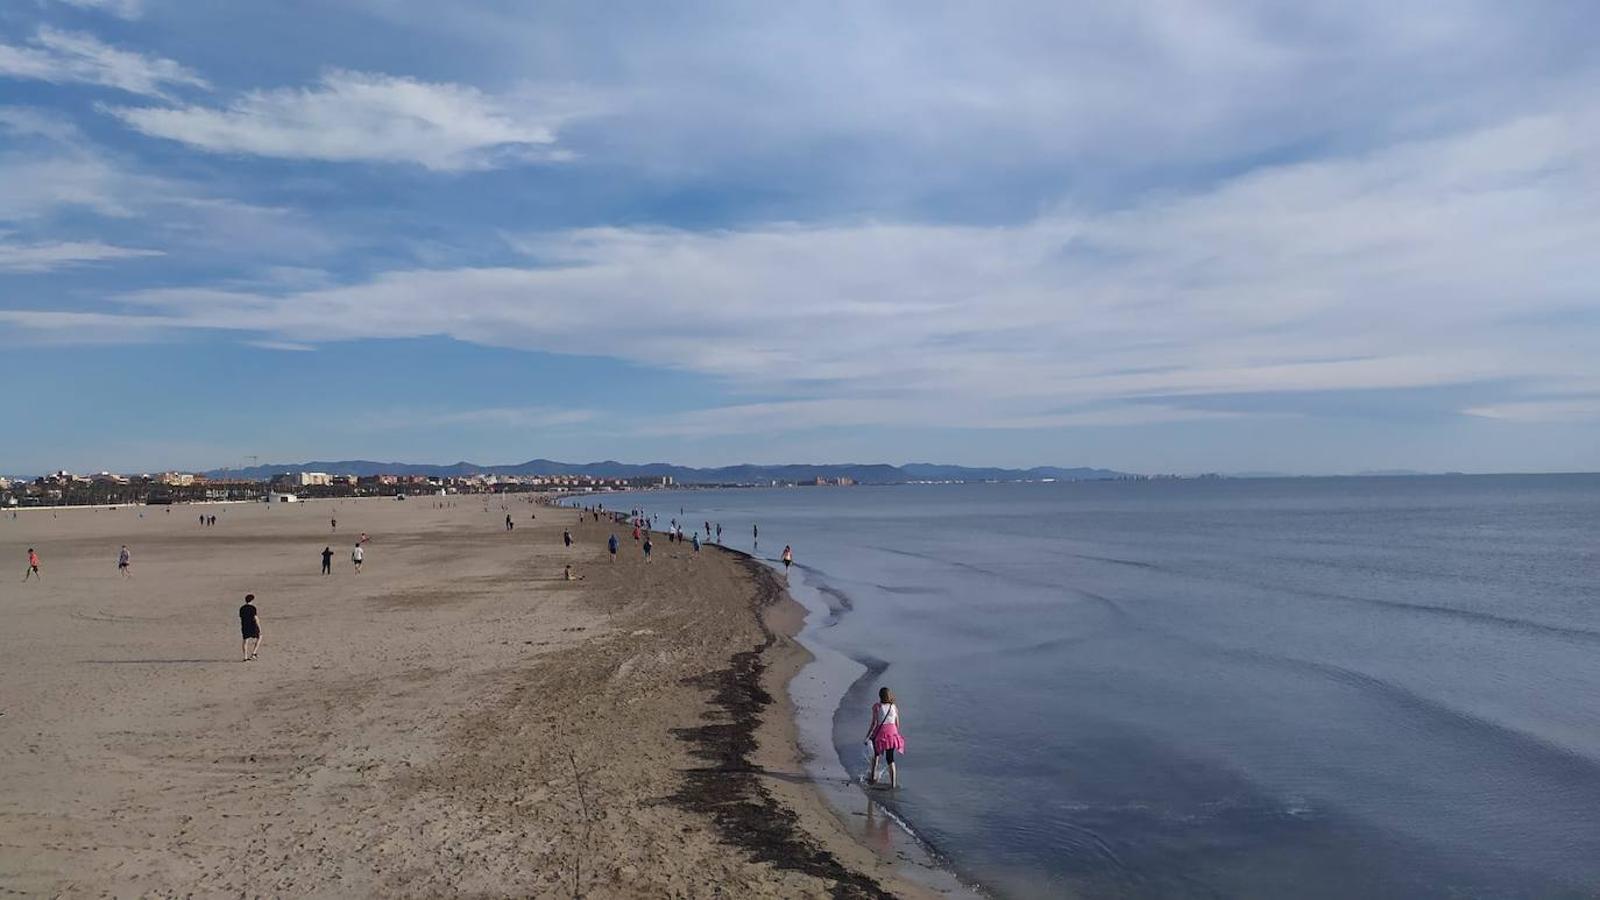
[
  {"left": 865, "top": 687, "right": 906, "bottom": 788},
  {"left": 239, "top": 593, "right": 262, "bottom": 662},
  {"left": 715, "top": 523, "right": 722, "bottom": 543},
  {"left": 117, "top": 545, "right": 132, "bottom": 577},
  {"left": 692, "top": 533, "right": 701, "bottom": 553},
  {"left": 608, "top": 533, "right": 619, "bottom": 562},
  {"left": 782, "top": 544, "right": 794, "bottom": 577},
  {"left": 643, "top": 535, "right": 653, "bottom": 563},
  {"left": 321, "top": 546, "right": 334, "bottom": 575},
  {"left": 563, "top": 529, "right": 573, "bottom": 548},
  {"left": 351, "top": 543, "right": 364, "bottom": 574},
  {"left": 22, "top": 548, "right": 41, "bottom": 581}
]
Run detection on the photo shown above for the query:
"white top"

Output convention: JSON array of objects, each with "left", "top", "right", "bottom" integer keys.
[
  {"left": 874, "top": 702, "right": 899, "bottom": 726},
  {"left": 352, "top": 547, "right": 364, "bottom": 561}
]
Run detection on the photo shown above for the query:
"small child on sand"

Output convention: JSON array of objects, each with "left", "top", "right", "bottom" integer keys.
[{"left": 23, "top": 548, "right": 40, "bottom": 581}]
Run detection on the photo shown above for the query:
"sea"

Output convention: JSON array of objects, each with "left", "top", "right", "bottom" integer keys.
[{"left": 587, "top": 475, "right": 1600, "bottom": 898}]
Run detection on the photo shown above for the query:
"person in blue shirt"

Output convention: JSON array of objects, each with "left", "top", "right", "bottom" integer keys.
[{"left": 608, "top": 533, "right": 619, "bottom": 562}]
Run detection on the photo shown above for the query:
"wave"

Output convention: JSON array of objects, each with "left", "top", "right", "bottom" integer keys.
[{"left": 872, "top": 541, "right": 1600, "bottom": 647}]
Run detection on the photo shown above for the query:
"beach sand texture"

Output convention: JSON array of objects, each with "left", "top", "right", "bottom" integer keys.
[{"left": 0, "top": 498, "right": 930, "bottom": 898}]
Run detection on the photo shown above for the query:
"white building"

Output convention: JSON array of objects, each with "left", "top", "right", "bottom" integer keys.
[{"left": 266, "top": 492, "right": 301, "bottom": 503}]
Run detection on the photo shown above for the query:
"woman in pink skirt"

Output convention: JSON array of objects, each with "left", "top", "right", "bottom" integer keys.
[{"left": 865, "top": 686, "right": 905, "bottom": 787}]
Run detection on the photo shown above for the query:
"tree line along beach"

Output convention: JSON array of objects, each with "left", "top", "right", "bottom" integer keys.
[{"left": 0, "top": 496, "right": 949, "bottom": 897}]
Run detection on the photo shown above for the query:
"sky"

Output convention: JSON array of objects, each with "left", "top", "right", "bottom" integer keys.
[{"left": 2, "top": 0, "right": 1597, "bottom": 476}]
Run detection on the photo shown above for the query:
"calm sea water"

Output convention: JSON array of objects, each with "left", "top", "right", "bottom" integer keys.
[{"left": 612, "top": 476, "right": 1600, "bottom": 898}]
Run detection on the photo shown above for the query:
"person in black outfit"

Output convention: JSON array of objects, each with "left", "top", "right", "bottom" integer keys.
[
  {"left": 321, "top": 546, "right": 334, "bottom": 575},
  {"left": 239, "top": 594, "right": 262, "bottom": 661}
]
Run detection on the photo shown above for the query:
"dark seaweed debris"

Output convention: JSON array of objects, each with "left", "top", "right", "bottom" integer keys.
[{"left": 671, "top": 556, "right": 896, "bottom": 900}]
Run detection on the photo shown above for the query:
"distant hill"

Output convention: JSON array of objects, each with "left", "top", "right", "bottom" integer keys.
[{"left": 206, "top": 459, "right": 1133, "bottom": 484}]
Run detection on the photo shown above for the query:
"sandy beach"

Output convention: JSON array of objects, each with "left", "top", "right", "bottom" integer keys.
[{"left": 0, "top": 497, "right": 938, "bottom": 898}]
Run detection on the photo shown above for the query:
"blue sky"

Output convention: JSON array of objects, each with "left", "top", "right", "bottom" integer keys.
[{"left": 2, "top": 0, "right": 1597, "bottom": 475}]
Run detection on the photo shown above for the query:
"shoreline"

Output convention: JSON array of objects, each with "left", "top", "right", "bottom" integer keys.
[
  {"left": 556, "top": 495, "right": 977, "bottom": 898},
  {"left": 776, "top": 560, "right": 985, "bottom": 899}
]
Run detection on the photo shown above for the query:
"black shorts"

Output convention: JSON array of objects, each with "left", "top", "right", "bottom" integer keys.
[
  {"left": 884, "top": 748, "right": 897, "bottom": 764},
  {"left": 242, "top": 626, "right": 260, "bottom": 639}
]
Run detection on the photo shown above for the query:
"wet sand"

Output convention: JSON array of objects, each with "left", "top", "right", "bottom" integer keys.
[{"left": 0, "top": 497, "right": 940, "bottom": 897}]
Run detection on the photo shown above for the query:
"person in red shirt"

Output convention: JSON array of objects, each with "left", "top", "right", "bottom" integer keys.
[{"left": 23, "top": 548, "right": 41, "bottom": 581}]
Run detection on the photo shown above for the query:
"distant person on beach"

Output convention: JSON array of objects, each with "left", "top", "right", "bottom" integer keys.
[
  {"left": 117, "top": 545, "right": 131, "bottom": 577},
  {"left": 692, "top": 533, "right": 701, "bottom": 552},
  {"left": 563, "top": 529, "right": 572, "bottom": 548},
  {"left": 865, "top": 687, "right": 905, "bottom": 788},
  {"left": 351, "top": 543, "right": 364, "bottom": 574},
  {"left": 359, "top": 532, "right": 369, "bottom": 546},
  {"left": 321, "top": 546, "right": 334, "bottom": 575},
  {"left": 563, "top": 564, "right": 584, "bottom": 581},
  {"left": 239, "top": 593, "right": 261, "bottom": 661},
  {"left": 331, "top": 517, "right": 337, "bottom": 532},
  {"left": 643, "top": 535, "right": 653, "bottom": 563},
  {"left": 716, "top": 523, "right": 722, "bottom": 543},
  {"left": 608, "top": 533, "right": 619, "bottom": 562},
  {"left": 506, "top": 515, "right": 514, "bottom": 532},
  {"left": 782, "top": 545, "right": 793, "bottom": 575},
  {"left": 23, "top": 548, "right": 41, "bottom": 581}
]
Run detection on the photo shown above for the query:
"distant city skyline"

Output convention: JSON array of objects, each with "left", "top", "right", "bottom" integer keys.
[{"left": 3, "top": 2, "right": 1597, "bottom": 475}]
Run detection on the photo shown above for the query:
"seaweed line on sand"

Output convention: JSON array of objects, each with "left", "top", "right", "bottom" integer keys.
[{"left": 670, "top": 554, "right": 896, "bottom": 900}]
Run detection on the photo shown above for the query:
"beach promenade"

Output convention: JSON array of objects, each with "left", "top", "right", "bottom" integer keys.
[{"left": 0, "top": 498, "right": 928, "bottom": 897}]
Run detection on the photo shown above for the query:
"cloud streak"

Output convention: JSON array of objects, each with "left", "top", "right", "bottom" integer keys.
[
  {"left": 0, "top": 237, "right": 160, "bottom": 271},
  {"left": 108, "top": 70, "right": 590, "bottom": 170},
  {"left": 49, "top": 0, "right": 143, "bottom": 18},
  {"left": 0, "top": 27, "right": 205, "bottom": 98}
]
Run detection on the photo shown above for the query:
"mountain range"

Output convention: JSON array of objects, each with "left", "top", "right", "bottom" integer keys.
[{"left": 206, "top": 459, "right": 1133, "bottom": 484}]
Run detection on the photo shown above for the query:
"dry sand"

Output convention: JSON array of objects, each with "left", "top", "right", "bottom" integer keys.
[{"left": 0, "top": 497, "right": 943, "bottom": 898}]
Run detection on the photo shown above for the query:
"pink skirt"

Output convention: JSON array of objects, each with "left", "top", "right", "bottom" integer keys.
[{"left": 873, "top": 722, "right": 905, "bottom": 754}]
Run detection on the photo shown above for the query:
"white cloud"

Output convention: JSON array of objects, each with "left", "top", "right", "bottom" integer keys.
[
  {"left": 108, "top": 70, "right": 589, "bottom": 170},
  {"left": 0, "top": 238, "right": 160, "bottom": 272},
  {"left": 0, "top": 27, "right": 206, "bottom": 98},
  {"left": 0, "top": 155, "right": 133, "bottom": 219},
  {"left": 68, "top": 100, "right": 1589, "bottom": 434},
  {"left": 48, "top": 0, "right": 144, "bottom": 19}
]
